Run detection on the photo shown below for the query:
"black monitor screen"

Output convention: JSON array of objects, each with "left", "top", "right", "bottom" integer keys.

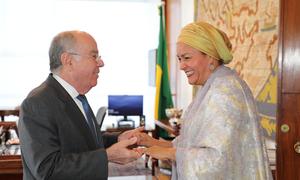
[{"left": 108, "top": 95, "right": 143, "bottom": 116}]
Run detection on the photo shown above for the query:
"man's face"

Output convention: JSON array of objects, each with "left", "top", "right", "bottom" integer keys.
[{"left": 68, "top": 33, "right": 104, "bottom": 93}]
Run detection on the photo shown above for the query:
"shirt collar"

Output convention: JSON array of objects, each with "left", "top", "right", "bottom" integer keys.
[{"left": 52, "top": 74, "right": 79, "bottom": 99}]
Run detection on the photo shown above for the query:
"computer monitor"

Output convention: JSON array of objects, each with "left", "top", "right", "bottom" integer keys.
[{"left": 108, "top": 95, "right": 143, "bottom": 123}]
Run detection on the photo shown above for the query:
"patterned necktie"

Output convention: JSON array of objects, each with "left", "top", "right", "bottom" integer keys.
[{"left": 77, "top": 95, "right": 98, "bottom": 144}]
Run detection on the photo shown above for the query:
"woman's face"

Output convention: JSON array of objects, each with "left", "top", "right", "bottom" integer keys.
[{"left": 176, "top": 42, "right": 213, "bottom": 85}]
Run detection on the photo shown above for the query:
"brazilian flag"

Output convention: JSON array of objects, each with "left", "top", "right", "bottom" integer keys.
[{"left": 155, "top": 5, "right": 174, "bottom": 138}]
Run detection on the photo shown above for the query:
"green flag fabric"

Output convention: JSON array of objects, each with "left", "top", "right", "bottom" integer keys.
[{"left": 155, "top": 5, "right": 174, "bottom": 123}]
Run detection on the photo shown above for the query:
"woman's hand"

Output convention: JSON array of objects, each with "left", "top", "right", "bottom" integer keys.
[
  {"left": 134, "top": 132, "right": 157, "bottom": 147},
  {"left": 145, "top": 146, "right": 176, "bottom": 161}
]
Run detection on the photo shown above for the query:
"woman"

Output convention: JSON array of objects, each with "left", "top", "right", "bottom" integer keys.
[{"left": 137, "top": 22, "right": 272, "bottom": 179}]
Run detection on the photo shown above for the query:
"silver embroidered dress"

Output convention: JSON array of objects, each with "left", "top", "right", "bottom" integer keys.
[{"left": 172, "top": 66, "right": 273, "bottom": 180}]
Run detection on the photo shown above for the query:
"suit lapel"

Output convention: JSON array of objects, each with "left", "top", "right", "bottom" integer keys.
[{"left": 45, "top": 74, "right": 102, "bottom": 149}]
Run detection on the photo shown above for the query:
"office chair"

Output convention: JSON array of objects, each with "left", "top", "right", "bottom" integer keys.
[{"left": 95, "top": 106, "right": 107, "bottom": 128}]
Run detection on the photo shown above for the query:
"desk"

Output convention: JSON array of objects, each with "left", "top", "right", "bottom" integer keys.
[
  {"left": 0, "top": 122, "right": 22, "bottom": 180},
  {"left": 0, "top": 155, "right": 22, "bottom": 180}
]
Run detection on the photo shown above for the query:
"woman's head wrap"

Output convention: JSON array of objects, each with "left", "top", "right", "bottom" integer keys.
[{"left": 177, "top": 21, "right": 233, "bottom": 64}]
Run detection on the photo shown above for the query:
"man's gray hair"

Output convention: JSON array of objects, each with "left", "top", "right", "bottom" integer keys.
[{"left": 49, "top": 31, "right": 77, "bottom": 72}]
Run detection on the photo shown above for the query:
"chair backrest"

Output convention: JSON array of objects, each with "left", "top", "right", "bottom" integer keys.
[{"left": 95, "top": 106, "right": 107, "bottom": 128}]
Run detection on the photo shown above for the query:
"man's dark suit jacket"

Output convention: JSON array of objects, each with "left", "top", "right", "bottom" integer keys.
[{"left": 18, "top": 74, "right": 118, "bottom": 180}]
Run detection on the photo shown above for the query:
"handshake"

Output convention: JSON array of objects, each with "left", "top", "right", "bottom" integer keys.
[{"left": 106, "top": 127, "right": 175, "bottom": 164}]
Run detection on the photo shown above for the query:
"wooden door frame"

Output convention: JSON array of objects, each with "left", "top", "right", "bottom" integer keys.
[{"left": 277, "top": 0, "right": 300, "bottom": 179}]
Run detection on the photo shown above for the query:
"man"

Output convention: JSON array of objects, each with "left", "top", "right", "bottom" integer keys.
[{"left": 18, "top": 30, "right": 144, "bottom": 180}]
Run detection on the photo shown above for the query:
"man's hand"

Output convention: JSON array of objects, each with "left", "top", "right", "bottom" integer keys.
[
  {"left": 118, "top": 127, "right": 144, "bottom": 142},
  {"left": 106, "top": 137, "right": 145, "bottom": 164}
]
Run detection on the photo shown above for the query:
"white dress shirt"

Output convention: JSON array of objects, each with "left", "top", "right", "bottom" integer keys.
[{"left": 53, "top": 74, "right": 88, "bottom": 120}]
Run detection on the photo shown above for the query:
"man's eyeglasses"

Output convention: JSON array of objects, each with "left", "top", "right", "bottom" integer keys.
[{"left": 67, "top": 52, "right": 102, "bottom": 62}]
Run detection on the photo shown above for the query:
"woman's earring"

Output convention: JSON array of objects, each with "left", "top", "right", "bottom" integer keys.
[{"left": 209, "top": 64, "right": 215, "bottom": 71}]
